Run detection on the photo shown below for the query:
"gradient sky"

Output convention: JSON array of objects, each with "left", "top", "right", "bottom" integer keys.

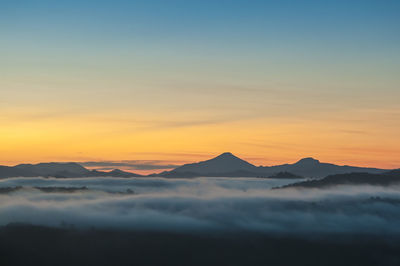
[{"left": 1, "top": 0, "right": 400, "bottom": 172}]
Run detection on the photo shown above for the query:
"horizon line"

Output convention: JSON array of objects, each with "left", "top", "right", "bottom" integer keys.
[{"left": 1, "top": 152, "right": 396, "bottom": 175}]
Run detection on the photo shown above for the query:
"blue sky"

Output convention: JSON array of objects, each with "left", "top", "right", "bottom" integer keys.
[
  {"left": 2, "top": 0, "right": 399, "bottom": 53},
  {"left": 1, "top": 0, "right": 399, "bottom": 168}
]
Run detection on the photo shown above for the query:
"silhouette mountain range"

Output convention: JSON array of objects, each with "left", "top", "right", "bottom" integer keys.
[
  {"left": 159, "top": 152, "right": 387, "bottom": 178},
  {"left": 0, "top": 163, "right": 141, "bottom": 178},
  {"left": 0, "top": 152, "right": 392, "bottom": 178}
]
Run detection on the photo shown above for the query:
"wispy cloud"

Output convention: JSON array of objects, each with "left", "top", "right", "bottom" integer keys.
[{"left": 80, "top": 160, "right": 181, "bottom": 171}]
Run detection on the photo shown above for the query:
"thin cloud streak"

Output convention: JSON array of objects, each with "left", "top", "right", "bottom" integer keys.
[{"left": 80, "top": 160, "right": 181, "bottom": 171}]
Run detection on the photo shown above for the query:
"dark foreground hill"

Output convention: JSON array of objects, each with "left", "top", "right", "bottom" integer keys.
[
  {"left": 281, "top": 169, "right": 400, "bottom": 189},
  {"left": 0, "top": 224, "right": 399, "bottom": 266}
]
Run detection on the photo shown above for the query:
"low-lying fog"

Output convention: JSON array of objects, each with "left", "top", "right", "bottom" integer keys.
[{"left": 1, "top": 177, "right": 400, "bottom": 235}]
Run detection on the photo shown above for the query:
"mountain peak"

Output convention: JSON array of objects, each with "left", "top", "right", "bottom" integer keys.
[
  {"left": 215, "top": 152, "right": 237, "bottom": 159},
  {"left": 110, "top": 169, "right": 125, "bottom": 174},
  {"left": 172, "top": 152, "right": 256, "bottom": 175},
  {"left": 295, "top": 157, "right": 320, "bottom": 165}
]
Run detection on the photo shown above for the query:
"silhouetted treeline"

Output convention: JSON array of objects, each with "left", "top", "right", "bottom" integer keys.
[{"left": 1, "top": 224, "right": 400, "bottom": 266}]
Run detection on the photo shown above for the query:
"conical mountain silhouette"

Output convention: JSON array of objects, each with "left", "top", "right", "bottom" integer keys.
[
  {"left": 173, "top": 152, "right": 256, "bottom": 174},
  {"left": 294, "top": 157, "right": 320, "bottom": 165}
]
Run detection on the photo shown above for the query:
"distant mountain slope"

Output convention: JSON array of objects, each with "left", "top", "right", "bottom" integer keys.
[
  {"left": 161, "top": 153, "right": 388, "bottom": 178},
  {"left": 259, "top": 157, "right": 386, "bottom": 178},
  {"left": 0, "top": 166, "right": 34, "bottom": 178},
  {"left": 386, "top": 169, "right": 400, "bottom": 177},
  {"left": 281, "top": 170, "right": 400, "bottom": 188},
  {"left": 0, "top": 163, "right": 143, "bottom": 178},
  {"left": 14, "top": 163, "right": 90, "bottom": 177},
  {"left": 87, "top": 169, "right": 143, "bottom": 178},
  {"left": 266, "top": 172, "right": 303, "bottom": 179}
]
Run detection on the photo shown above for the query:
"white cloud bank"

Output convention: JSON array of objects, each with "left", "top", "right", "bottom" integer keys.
[{"left": 1, "top": 177, "right": 400, "bottom": 235}]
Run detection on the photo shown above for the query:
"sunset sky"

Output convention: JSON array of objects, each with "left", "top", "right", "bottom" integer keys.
[{"left": 1, "top": 0, "right": 399, "bottom": 173}]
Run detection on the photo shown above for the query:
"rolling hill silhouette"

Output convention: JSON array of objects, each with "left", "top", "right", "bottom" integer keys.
[
  {"left": 15, "top": 163, "right": 89, "bottom": 177},
  {"left": 0, "top": 163, "right": 143, "bottom": 178},
  {"left": 280, "top": 169, "right": 400, "bottom": 188}
]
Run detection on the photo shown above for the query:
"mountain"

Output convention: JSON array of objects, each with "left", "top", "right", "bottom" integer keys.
[
  {"left": 0, "top": 154, "right": 393, "bottom": 179},
  {"left": 163, "top": 152, "right": 257, "bottom": 177},
  {"left": 87, "top": 169, "right": 142, "bottom": 178},
  {"left": 386, "top": 169, "right": 400, "bottom": 177},
  {"left": 14, "top": 163, "right": 90, "bottom": 177},
  {"left": 265, "top": 172, "right": 303, "bottom": 179},
  {"left": 259, "top": 157, "right": 385, "bottom": 178},
  {"left": 160, "top": 153, "right": 388, "bottom": 178},
  {"left": 0, "top": 163, "right": 142, "bottom": 178},
  {"left": 281, "top": 169, "right": 400, "bottom": 188},
  {"left": 0, "top": 166, "right": 34, "bottom": 178}
]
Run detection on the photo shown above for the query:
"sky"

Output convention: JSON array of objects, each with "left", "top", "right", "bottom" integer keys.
[{"left": 1, "top": 0, "right": 399, "bottom": 173}]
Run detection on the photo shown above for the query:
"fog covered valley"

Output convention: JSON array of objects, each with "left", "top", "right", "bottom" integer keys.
[
  {"left": 0, "top": 176, "right": 399, "bottom": 234},
  {"left": 1, "top": 176, "right": 400, "bottom": 265}
]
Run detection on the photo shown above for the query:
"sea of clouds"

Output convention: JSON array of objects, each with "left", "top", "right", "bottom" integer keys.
[{"left": 1, "top": 177, "right": 400, "bottom": 235}]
